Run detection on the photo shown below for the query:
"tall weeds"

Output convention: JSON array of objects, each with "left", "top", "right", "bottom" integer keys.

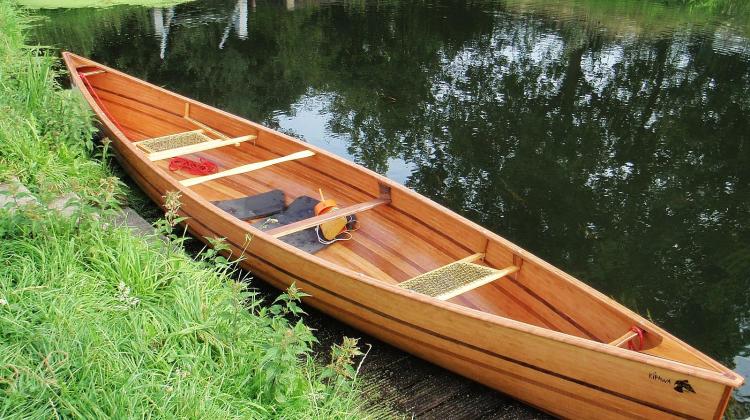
[
  {"left": 0, "top": 3, "right": 365, "bottom": 418},
  {"left": 0, "top": 206, "right": 364, "bottom": 418}
]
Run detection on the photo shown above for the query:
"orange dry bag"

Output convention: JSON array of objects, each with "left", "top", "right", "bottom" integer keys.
[{"left": 314, "top": 189, "right": 349, "bottom": 241}]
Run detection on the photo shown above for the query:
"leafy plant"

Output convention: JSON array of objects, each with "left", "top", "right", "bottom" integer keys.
[{"left": 0, "top": 3, "right": 367, "bottom": 418}]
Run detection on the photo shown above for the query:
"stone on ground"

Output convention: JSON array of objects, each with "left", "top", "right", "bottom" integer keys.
[
  {"left": 0, "top": 177, "right": 39, "bottom": 212},
  {"left": 47, "top": 192, "right": 82, "bottom": 217}
]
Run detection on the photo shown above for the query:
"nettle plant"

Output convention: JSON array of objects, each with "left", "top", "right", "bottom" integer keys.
[{"left": 154, "top": 190, "right": 366, "bottom": 407}]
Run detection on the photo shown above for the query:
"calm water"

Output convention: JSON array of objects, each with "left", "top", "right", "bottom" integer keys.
[{"left": 30, "top": 0, "right": 750, "bottom": 408}]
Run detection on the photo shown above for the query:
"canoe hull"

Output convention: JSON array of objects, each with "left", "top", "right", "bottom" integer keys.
[
  {"left": 65, "top": 51, "right": 740, "bottom": 419},
  {"left": 112, "top": 135, "right": 731, "bottom": 419}
]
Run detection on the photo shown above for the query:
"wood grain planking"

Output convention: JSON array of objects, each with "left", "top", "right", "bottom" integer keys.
[
  {"left": 116, "top": 124, "right": 149, "bottom": 141},
  {"left": 317, "top": 244, "right": 397, "bottom": 282},
  {"left": 323, "top": 238, "right": 415, "bottom": 283},
  {"left": 517, "top": 260, "right": 632, "bottom": 343},
  {"left": 94, "top": 88, "right": 198, "bottom": 134},
  {"left": 100, "top": 98, "right": 187, "bottom": 139},
  {"left": 229, "top": 145, "right": 374, "bottom": 201},
  {"left": 204, "top": 145, "right": 470, "bottom": 263},
  {"left": 355, "top": 229, "right": 432, "bottom": 276},
  {"left": 643, "top": 337, "right": 718, "bottom": 370},
  {"left": 449, "top": 284, "right": 561, "bottom": 331},
  {"left": 250, "top": 134, "right": 487, "bottom": 255},
  {"left": 193, "top": 146, "right": 465, "bottom": 268},
  {"left": 493, "top": 279, "right": 596, "bottom": 339},
  {"left": 166, "top": 148, "right": 438, "bottom": 279},
  {"left": 87, "top": 73, "right": 187, "bottom": 117},
  {"left": 370, "top": 207, "right": 464, "bottom": 265}
]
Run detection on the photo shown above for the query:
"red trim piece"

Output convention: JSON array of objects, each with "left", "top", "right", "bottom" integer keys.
[{"left": 77, "top": 67, "right": 128, "bottom": 136}]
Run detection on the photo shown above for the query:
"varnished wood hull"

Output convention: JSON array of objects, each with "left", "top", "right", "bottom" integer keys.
[{"left": 64, "top": 52, "right": 742, "bottom": 419}]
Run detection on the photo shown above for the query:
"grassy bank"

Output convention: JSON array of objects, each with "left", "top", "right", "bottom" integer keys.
[
  {"left": 17, "top": 0, "right": 194, "bottom": 9},
  {"left": 503, "top": 0, "right": 750, "bottom": 38},
  {"left": 0, "top": 3, "right": 364, "bottom": 418}
]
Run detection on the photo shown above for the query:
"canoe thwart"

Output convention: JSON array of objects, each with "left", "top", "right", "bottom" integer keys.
[
  {"left": 399, "top": 260, "right": 519, "bottom": 301},
  {"left": 254, "top": 195, "right": 357, "bottom": 254},
  {"left": 146, "top": 134, "right": 257, "bottom": 161},
  {"left": 609, "top": 330, "right": 640, "bottom": 348},
  {"left": 266, "top": 197, "right": 390, "bottom": 238},
  {"left": 79, "top": 69, "right": 106, "bottom": 77},
  {"left": 181, "top": 150, "right": 315, "bottom": 187}
]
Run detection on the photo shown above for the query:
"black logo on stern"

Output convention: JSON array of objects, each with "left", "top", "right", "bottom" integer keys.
[{"left": 674, "top": 380, "right": 695, "bottom": 394}]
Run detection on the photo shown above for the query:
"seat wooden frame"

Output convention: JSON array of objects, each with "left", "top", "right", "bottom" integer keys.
[
  {"left": 399, "top": 253, "right": 520, "bottom": 300},
  {"left": 435, "top": 264, "right": 519, "bottom": 300},
  {"left": 143, "top": 133, "right": 257, "bottom": 161}
]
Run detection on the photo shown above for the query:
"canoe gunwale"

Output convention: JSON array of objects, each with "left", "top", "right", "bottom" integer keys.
[{"left": 61, "top": 52, "right": 744, "bottom": 389}]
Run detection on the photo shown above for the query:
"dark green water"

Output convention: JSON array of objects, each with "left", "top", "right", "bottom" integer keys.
[{"left": 29, "top": 0, "right": 750, "bottom": 409}]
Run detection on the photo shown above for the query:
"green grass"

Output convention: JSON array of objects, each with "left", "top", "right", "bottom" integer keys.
[
  {"left": 17, "top": 0, "right": 194, "bottom": 9},
  {"left": 503, "top": 0, "right": 750, "bottom": 38},
  {"left": 0, "top": 208, "right": 363, "bottom": 418},
  {"left": 0, "top": 3, "right": 366, "bottom": 418}
]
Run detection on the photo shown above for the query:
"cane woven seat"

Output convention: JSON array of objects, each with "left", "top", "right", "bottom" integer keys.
[
  {"left": 136, "top": 131, "right": 212, "bottom": 153},
  {"left": 399, "top": 262, "right": 498, "bottom": 297}
]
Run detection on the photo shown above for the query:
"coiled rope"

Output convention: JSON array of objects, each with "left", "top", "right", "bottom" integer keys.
[
  {"left": 627, "top": 326, "right": 645, "bottom": 351},
  {"left": 168, "top": 157, "right": 218, "bottom": 175}
]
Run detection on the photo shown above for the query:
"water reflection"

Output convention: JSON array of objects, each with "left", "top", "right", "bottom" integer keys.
[
  {"left": 220, "top": 0, "right": 250, "bottom": 49},
  {"left": 152, "top": 7, "right": 174, "bottom": 58},
  {"left": 31, "top": 0, "right": 750, "bottom": 410}
]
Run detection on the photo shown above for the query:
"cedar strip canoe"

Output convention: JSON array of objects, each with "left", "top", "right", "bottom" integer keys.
[{"left": 63, "top": 52, "right": 743, "bottom": 419}]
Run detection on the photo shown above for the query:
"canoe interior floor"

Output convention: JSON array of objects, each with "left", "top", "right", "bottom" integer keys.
[
  {"left": 137, "top": 139, "right": 592, "bottom": 339},
  {"left": 153, "top": 144, "right": 464, "bottom": 284},
  {"left": 96, "top": 85, "right": 594, "bottom": 340}
]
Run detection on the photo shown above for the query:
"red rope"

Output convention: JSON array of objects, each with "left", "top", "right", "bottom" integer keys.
[
  {"left": 168, "top": 157, "right": 218, "bottom": 175},
  {"left": 77, "top": 66, "right": 128, "bottom": 135},
  {"left": 627, "top": 326, "right": 645, "bottom": 351}
]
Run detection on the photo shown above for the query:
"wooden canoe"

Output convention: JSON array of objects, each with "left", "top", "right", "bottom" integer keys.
[{"left": 63, "top": 52, "right": 743, "bottom": 419}]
